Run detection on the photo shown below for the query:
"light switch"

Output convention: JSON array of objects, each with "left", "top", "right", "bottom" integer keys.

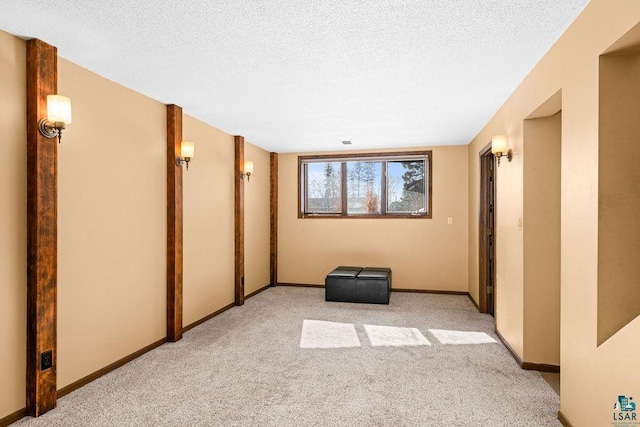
[{"left": 447, "top": 217, "right": 453, "bottom": 225}]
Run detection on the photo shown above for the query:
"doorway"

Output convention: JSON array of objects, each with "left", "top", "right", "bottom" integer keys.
[{"left": 479, "top": 144, "right": 495, "bottom": 316}]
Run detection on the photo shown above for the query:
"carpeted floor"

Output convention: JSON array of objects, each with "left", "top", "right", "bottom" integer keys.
[{"left": 12, "top": 287, "right": 561, "bottom": 426}]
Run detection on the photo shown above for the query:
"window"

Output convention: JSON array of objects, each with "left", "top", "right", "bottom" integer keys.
[{"left": 299, "top": 151, "right": 431, "bottom": 218}]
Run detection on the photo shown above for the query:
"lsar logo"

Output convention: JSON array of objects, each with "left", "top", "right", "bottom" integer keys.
[{"left": 612, "top": 395, "right": 638, "bottom": 426}]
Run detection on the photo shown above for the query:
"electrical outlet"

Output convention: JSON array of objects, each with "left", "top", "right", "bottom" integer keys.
[{"left": 41, "top": 350, "right": 53, "bottom": 371}]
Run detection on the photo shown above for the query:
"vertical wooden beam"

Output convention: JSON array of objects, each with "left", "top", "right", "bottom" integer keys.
[
  {"left": 166, "top": 104, "right": 183, "bottom": 342},
  {"left": 340, "top": 162, "right": 348, "bottom": 216},
  {"left": 26, "top": 38, "right": 58, "bottom": 417},
  {"left": 270, "top": 153, "right": 278, "bottom": 287},
  {"left": 234, "top": 136, "right": 245, "bottom": 305}
]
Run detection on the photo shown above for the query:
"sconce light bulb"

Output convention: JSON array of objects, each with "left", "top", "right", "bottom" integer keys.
[
  {"left": 181, "top": 141, "right": 195, "bottom": 159},
  {"left": 38, "top": 94, "right": 72, "bottom": 143},
  {"left": 47, "top": 95, "right": 72, "bottom": 124},
  {"left": 491, "top": 134, "right": 508, "bottom": 155},
  {"left": 242, "top": 160, "right": 254, "bottom": 181}
]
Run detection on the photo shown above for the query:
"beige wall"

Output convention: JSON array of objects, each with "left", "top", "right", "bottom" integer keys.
[
  {"left": 598, "top": 52, "right": 640, "bottom": 345},
  {"left": 182, "top": 116, "right": 235, "bottom": 326},
  {"left": 523, "top": 112, "right": 561, "bottom": 365},
  {"left": 57, "top": 59, "right": 167, "bottom": 388},
  {"left": 467, "top": 1, "right": 640, "bottom": 425},
  {"left": 244, "top": 143, "right": 271, "bottom": 295},
  {"left": 0, "top": 30, "right": 27, "bottom": 419},
  {"left": 278, "top": 146, "right": 469, "bottom": 290}
]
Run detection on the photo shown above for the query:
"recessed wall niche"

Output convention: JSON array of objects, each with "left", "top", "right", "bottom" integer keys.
[
  {"left": 598, "top": 22, "right": 640, "bottom": 346},
  {"left": 523, "top": 90, "right": 561, "bottom": 365}
]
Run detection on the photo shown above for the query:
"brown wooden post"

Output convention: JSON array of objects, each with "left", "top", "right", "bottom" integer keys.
[
  {"left": 166, "top": 104, "right": 183, "bottom": 342},
  {"left": 234, "top": 136, "right": 245, "bottom": 305},
  {"left": 26, "top": 38, "right": 58, "bottom": 417},
  {"left": 270, "top": 152, "right": 278, "bottom": 287}
]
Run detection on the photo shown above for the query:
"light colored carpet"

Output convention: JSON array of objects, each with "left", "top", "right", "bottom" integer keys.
[{"left": 13, "top": 287, "right": 561, "bottom": 426}]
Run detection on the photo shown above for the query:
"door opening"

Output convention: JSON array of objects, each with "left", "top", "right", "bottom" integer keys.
[{"left": 479, "top": 144, "right": 496, "bottom": 316}]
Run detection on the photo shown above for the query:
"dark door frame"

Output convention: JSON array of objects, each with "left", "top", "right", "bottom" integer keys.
[{"left": 479, "top": 143, "right": 496, "bottom": 317}]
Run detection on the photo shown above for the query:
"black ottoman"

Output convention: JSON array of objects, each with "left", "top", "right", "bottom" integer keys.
[{"left": 325, "top": 266, "right": 391, "bottom": 304}]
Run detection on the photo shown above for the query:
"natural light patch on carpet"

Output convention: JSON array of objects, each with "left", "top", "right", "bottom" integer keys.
[
  {"left": 364, "top": 325, "right": 431, "bottom": 347},
  {"left": 429, "top": 329, "right": 497, "bottom": 345},
  {"left": 300, "top": 320, "right": 361, "bottom": 349}
]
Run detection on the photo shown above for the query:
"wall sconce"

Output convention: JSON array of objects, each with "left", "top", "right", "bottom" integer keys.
[
  {"left": 491, "top": 134, "right": 512, "bottom": 166},
  {"left": 38, "top": 95, "right": 72, "bottom": 143},
  {"left": 175, "top": 141, "right": 195, "bottom": 170},
  {"left": 241, "top": 160, "right": 253, "bottom": 181}
]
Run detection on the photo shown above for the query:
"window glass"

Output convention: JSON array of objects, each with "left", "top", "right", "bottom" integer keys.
[
  {"left": 387, "top": 160, "right": 426, "bottom": 213},
  {"left": 306, "top": 162, "right": 342, "bottom": 213},
  {"left": 347, "top": 161, "right": 382, "bottom": 214}
]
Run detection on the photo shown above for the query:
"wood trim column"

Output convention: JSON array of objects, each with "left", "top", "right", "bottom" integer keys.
[
  {"left": 166, "top": 104, "right": 183, "bottom": 342},
  {"left": 26, "top": 38, "right": 58, "bottom": 417},
  {"left": 270, "top": 153, "right": 278, "bottom": 287},
  {"left": 234, "top": 136, "right": 245, "bottom": 305}
]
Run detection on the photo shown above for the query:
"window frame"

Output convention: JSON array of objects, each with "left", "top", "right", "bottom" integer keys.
[{"left": 298, "top": 150, "right": 432, "bottom": 219}]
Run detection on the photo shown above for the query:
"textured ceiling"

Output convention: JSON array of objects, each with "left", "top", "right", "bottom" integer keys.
[{"left": 0, "top": 0, "right": 589, "bottom": 153}]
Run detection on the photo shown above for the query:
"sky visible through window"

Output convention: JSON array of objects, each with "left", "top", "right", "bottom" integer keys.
[{"left": 307, "top": 162, "right": 406, "bottom": 200}]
